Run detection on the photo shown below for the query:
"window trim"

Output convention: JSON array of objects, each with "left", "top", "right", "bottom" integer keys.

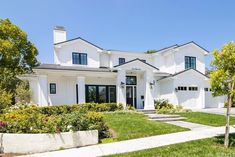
[
  {"left": 72, "top": 52, "right": 88, "bottom": 65},
  {"left": 85, "top": 85, "right": 116, "bottom": 103},
  {"left": 185, "top": 56, "right": 196, "bottom": 70},
  {"left": 49, "top": 83, "right": 56, "bottom": 94},
  {"left": 119, "top": 58, "right": 125, "bottom": 65}
]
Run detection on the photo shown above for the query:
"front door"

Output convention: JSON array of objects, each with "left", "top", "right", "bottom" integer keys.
[{"left": 126, "top": 85, "right": 137, "bottom": 108}]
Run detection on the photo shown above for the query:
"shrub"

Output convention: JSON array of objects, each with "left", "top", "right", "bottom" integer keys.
[
  {"left": 154, "top": 99, "right": 174, "bottom": 110},
  {"left": 15, "top": 80, "right": 31, "bottom": 104},
  {"left": 157, "top": 105, "right": 191, "bottom": 114},
  {"left": 224, "top": 102, "right": 235, "bottom": 108},
  {"left": 0, "top": 88, "right": 12, "bottom": 111},
  {"left": 0, "top": 103, "right": 122, "bottom": 138}
]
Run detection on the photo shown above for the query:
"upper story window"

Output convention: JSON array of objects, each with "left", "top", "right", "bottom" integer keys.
[
  {"left": 72, "top": 52, "right": 87, "bottom": 65},
  {"left": 185, "top": 56, "right": 196, "bottom": 69},
  {"left": 119, "top": 58, "right": 125, "bottom": 65}
]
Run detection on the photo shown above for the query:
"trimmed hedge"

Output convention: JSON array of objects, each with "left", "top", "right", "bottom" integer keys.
[{"left": 0, "top": 103, "right": 123, "bottom": 139}]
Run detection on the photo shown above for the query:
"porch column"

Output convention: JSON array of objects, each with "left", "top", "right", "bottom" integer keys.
[
  {"left": 38, "top": 75, "right": 48, "bottom": 106},
  {"left": 77, "top": 77, "right": 85, "bottom": 103},
  {"left": 144, "top": 71, "right": 155, "bottom": 110},
  {"left": 116, "top": 69, "right": 126, "bottom": 108}
]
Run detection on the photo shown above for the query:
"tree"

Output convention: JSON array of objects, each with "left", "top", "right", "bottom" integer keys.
[
  {"left": 210, "top": 42, "right": 235, "bottom": 148},
  {"left": 145, "top": 49, "right": 158, "bottom": 54},
  {"left": 0, "top": 18, "right": 39, "bottom": 105}
]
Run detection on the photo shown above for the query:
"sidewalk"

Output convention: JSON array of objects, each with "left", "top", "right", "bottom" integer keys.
[{"left": 23, "top": 126, "right": 235, "bottom": 157}]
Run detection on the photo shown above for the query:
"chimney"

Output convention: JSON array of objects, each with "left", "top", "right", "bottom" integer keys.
[{"left": 53, "top": 26, "right": 66, "bottom": 44}]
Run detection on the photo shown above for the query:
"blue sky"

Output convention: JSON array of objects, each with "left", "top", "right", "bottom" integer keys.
[{"left": 1, "top": 0, "right": 235, "bottom": 68}]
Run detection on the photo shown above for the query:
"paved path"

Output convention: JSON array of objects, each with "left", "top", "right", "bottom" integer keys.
[
  {"left": 24, "top": 126, "right": 235, "bottom": 157},
  {"left": 192, "top": 108, "right": 235, "bottom": 116},
  {"left": 166, "top": 121, "right": 214, "bottom": 130}
]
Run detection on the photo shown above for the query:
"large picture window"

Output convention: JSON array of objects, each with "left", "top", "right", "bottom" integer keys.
[
  {"left": 185, "top": 56, "right": 196, "bottom": 69},
  {"left": 85, "top": 85, "right": 116, "bottom": 103},
  {"left": 72, "top": 52, "right": 87, "bottom": 65}
]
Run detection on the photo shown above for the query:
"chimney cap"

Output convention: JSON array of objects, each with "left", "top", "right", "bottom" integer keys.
[{"left": 54, "top": 26, "right": 65, "bottom": 31}]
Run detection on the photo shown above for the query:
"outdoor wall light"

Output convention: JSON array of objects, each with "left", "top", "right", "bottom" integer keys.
[
  {"left": 150, "top": 80, "right": 155, "bottom": 89},
  {"left": 120, "top": 82, "right": 125, "bottom": 88},
  {"left": 175, "top": 87, "right": 178, "bottom": 92}
]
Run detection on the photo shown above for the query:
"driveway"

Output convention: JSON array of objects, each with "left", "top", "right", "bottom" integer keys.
[{"left": 192, "top": 108, "right": 235, "bottom": 116}]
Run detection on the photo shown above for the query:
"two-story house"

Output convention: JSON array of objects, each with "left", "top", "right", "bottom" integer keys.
[{"left": 21, "top": 26, "right": 225, "bottom": 109}]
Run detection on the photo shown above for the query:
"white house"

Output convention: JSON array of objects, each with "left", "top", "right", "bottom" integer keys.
[{"left": 21, "top": 26, "right": 225, "bottom": 109}]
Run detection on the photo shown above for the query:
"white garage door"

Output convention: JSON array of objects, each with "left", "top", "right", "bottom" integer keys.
[
  {"left": 177, "top": 91, "right": 200, "bottom": 109},
  {"left": 205, "top": 92, "right": 225, "bottom": 108}
]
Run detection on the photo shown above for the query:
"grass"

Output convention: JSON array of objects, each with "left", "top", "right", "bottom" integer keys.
[
  {"left": 106, "top": 134, "right": 235, "bottom": 157},
  {"left": 102, "top": 111, "right": 188, "bottom": 143},
  {"left": 177, "top": 112, "right": 235, "bottom": 126}
]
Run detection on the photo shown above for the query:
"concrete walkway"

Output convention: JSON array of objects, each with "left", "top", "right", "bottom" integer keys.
[
  {"left": 24, "top": 126, "right": 235, "bottom": 157},
  {"left": 192, "top": 108, "right": 235, "bottom": 117},
  {"left": 166, "top": 121, "right": 214, "bottom": 131}
]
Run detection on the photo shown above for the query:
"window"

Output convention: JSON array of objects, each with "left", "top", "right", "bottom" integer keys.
[
  {"left": 141, "top": 59, "right": 146, "bottom": 63},
  {"left": 85, "top": 85, "right": 116, "bottom": 103},
  {"left": 204, "top": 88, "right": 209, "bottom": 91},
  {"left": 189, "top": 86, "right": 198, "bottom": 91},
  {"left": 126, "top": 76, "right": 137, "bottom": 85},
  {"left": 72, "top": 52, "right": 87, "bottom": 65},
  {"left": 50, "top": 83, "right": 56, "bottom": 94},
  {"left": 119, "top": 58, "right": 125, "bottom": 65},
  {"left": 177, "top": 86, "right": 187, "bottom": 91},
  {"left": 185, "top": 56, "right": 196, "bottom": 69}
]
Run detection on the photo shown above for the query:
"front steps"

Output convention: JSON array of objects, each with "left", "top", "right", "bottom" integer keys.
[{"left": 137, "top": 110, "right": 187, "bottom": 122}]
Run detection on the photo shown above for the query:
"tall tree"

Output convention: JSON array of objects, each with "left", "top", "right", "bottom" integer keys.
[
  {"left": 210, "top": 42, "right": 235, "bottom": 148},
  {"left": 0, "top": 18, "right": 39, "bottom": 102}
]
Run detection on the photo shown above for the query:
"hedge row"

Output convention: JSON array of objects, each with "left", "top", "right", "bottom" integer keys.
[{"left": 0, "top": 103, "right": 123, "bottom": 138}]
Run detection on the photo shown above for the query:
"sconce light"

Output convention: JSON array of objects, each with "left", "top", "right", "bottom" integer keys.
[
  {"left": 149, "top": 80, "right": 155, "bottom": 89},
  {"left": 120, "top": 82, "right": 125, "bottom": 88},
  {"left": 175, "top": 87, "right": 178, "bottom": 92}
]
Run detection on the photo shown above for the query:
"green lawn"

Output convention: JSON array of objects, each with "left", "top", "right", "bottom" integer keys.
[
  {"left": 102, "top": 112, "right": 188, "bottom": 143},
  {"left": 177, "top": 112, "right": 235, "bottom": 126},
  {"left": 106, "top": 134, "right": 235, "bottom": 157}
]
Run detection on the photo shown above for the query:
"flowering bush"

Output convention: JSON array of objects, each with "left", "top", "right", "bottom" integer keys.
[{"left": 0, "top": 103, "right": 123, "bottom": 139}]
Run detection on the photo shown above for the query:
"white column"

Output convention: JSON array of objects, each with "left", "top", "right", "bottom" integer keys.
[
  {"left": 38, "top": 75, "right": 48, "bottom": 106},
  {"left": 200, "top": 87, "right": 205, "bottom": 108},
  {"left": 77, "top": 77, "right": 85, "bottom": 103},
  {"left": 144, "top": 71, "right": 155, "bottom": 110},
  {"left": 116, "top": 69, "right": 126, "bottom": 108}
]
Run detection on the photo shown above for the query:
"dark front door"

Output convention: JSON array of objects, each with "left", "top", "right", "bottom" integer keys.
[{"left": 126, "top": 85, "right": 137, "bottom": 108}]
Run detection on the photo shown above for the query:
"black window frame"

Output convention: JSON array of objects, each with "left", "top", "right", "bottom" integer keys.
[
  {"left": 126, "top": 76, "right": 137, "bottom": 85},
  {"left": 72, "top": 52, "right": 87, "bottom": 65},
  {"left": 119, "top": 58, "right": 125, "bottom": 65},
  {"left": 185, "top": 56, "right": 196, "bottom": 70},
  {"left": 49, "top": 83, "right": 56, "bottom": 94},
  {"left": 177, "top": 86, "right": 187, "bottom": 91},
  {"left": 189, "top": 86, "right": 198, "bottom": 91},
  {"left": 85, "top": 85, "right": 116, "bottom": 103}
]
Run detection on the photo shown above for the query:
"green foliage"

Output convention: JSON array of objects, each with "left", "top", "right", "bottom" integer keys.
[
  {"left": 0, "top": 103, "right": 123, "bottom": 138},
  {"left": 154, "top": 99, "right": 174, "bottom": 110},
  {"left": 154, "top": 99, "right": 191, "bottom": 114},
  {"left": 145, "top": 49, "right": 158, "bottom": 54},
  {"left": 0, "top": 18, "right": 39, "bottom": 107},
  {"left": 210, "top": 42, "right": 235, "bottom": 98},
  {"left": 0, "top": 87, "right": 12, "bottom": 111},
  {"left": 15, "top": 80, "right": 31, "bottom": 104}
]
